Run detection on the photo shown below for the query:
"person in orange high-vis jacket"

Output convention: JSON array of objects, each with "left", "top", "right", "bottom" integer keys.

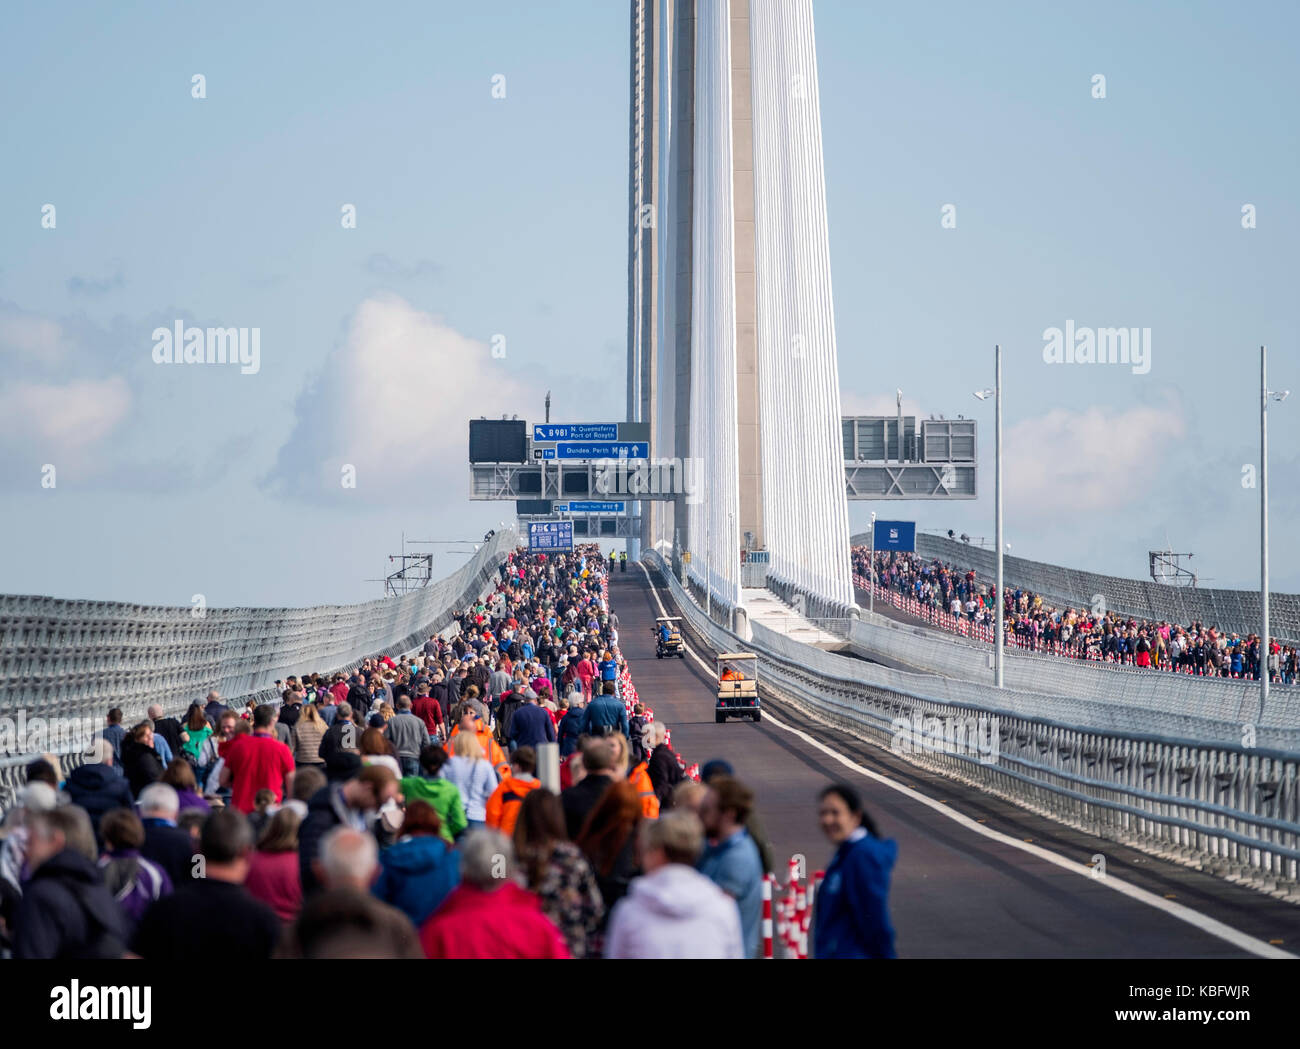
[
  {"left": 485, "top": 746, "right": 543, "bottom": 836},
  {"left": 629, "top": 758, "right": 659, "bottom": 819},
  {"left": 448, "top": 708, "right": 509, "bottom": 780}
]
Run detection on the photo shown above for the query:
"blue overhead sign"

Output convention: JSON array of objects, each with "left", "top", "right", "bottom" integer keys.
[
  {"left": 873, "top": 520, "right": 916, "bottom": 552},
  {"left": 534, "top": 423, "right": 618, "bottom": 442},
  {"left": 528, "top": 521, "right": 573, "bottom": 551},
  {"left": 556, "top": 441, "right": 648, "bottom": 460},
  {"left": 568, "top": 501, "right": 625, "bottom": 514}
]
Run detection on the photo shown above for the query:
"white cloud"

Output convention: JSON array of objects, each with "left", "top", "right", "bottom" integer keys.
[
  {"left": 1004, "top": 403, "right": 1186, "bottom": 516},
  {"left": 0, "top": 309, "right": 69, "bottom": 363},
  {"left": 0, "top": 378, "right": 131, "bottom": 451},
  {"left": 265, "top": 293, "right": 533, "bottom": 498}
]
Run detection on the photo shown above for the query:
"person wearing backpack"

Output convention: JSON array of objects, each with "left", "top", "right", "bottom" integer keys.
[
  {"left": 98, "top": 808, "right": 172, "bottom": 935},
  {"left": 496, "top": 689, "right": 525, "bottom": 752},
  {"left": 627, "top": 705, "right": 649, "bottom": 767}
]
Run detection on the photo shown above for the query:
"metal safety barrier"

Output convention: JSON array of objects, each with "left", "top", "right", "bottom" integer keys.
[
  {"left": 643, "top": 551, "right": 1300, "bottom": 891},
  {"left": 0, "top": 528, "right": 520, "bottom": 810}
]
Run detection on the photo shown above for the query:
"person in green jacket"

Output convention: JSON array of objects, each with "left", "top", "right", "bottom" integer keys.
[{"left": 399, "top": 744, "right": 468, "bottom": 845}]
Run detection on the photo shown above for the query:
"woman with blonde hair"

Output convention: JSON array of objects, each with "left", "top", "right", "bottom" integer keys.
[
  {"left": 607, "top": 733, "right": 659, "bottom": 820},
  {"left": 443, "top": 730, "right": 498, "bottom": 830},
  {"left": 290, "top": 701, "right": 326, "bottom": 769}
]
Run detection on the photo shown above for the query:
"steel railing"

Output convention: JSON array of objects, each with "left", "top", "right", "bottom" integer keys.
[{"left": 0, "top": 528, "right": 520, "bottom": 811}]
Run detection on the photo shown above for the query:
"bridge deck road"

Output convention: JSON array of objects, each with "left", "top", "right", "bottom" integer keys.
[{"left": 611, "top": 569, "right": 1300, "bottom": 959}]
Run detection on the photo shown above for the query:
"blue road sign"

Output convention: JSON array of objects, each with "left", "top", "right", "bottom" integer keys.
[
  {"left": 874, "top": 520, "right": 916, "bottom": 551},
  {"left": 533, "top": 423, "right": 618, "bottom": 442},
  {"left": 568, "top": 501, "right": 625, "bottom": 513},
  {"left": 552, "top": 503, "right": 569, "bottom": 512},
  {"left": 528, "top": 521, "right": 573, "bottom": 551},
  {"left": 555, "top": 441, "right": 649, "bottom": 460},
  {"left": 541, "top": 448, "right": 556, "bottom": 459}
]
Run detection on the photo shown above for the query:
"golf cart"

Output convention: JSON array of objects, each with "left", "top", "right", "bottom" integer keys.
[
  {"left": 654, "top": 616, "right": 685, "bottom": 659},
  {"left": 715, "top": 653, "right": 760, "bottom": 722}
]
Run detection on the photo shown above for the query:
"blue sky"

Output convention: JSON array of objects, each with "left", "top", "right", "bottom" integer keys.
[{"left": 0, "top": 0, "right": 1296, "bottom": 606}]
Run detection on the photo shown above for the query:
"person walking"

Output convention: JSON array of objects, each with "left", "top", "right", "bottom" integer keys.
[
  {"left": 289, "top": 702, "right": 328, "bottom": 770},
  {"left": 244, "top": 808, "right": 304, "bottom": 923},
  {"left": 604, "top": 810, "right": 743, "bottom": 959},
  {"left": 485, "top": 746, "right": 543, "bottom": 837},
  {"left": 419, "top": 830, "right": 568, "bottom": 959},
  {"left": 12, "top": 806, "right": 128, "bottom": 959},
  {"left": 398, "top": 744, "right": 468, "bottom": 844},
  {"left": 443, "top": 731, "right": 500, "bottom": 830},
  {"left": 512, "top": 789, "right": 604, "bottom": 959},
  {"left": 372, "top": 800, "right": 460, "bottom": 928}
]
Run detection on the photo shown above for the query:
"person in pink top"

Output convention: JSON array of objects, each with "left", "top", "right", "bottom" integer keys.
[
  {"left": 575, "top": 651, "right": 597, "bottom": 701},
  {"left": 243, "top": 808, "right": 303, "bottom": 923}
]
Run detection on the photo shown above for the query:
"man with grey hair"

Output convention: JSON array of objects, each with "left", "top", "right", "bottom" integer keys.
[
  {"left": 285, "top": 827, "right": 422, "bottom": 959},
  {"left": 386, "top": 695, "right": 430, "bottom": 777},
  {"left": 419, "top": 830, "right": 568, "bottom": 958},
  {"left": 12, "top": 804, "right": 127, "bottom": 959},
  {"left": 203, "top": 690, "right": 228, "bottom": 726},
  {"left": 314, "top": 826, "right": 379, "bottom": 891},
  {"left": 65, "top": 737, "right": 132, "bottom": 842},
  {"left": 148, "top": 703, "right": 184, "bottom": 759},
  {"left": 131, "top": 808, "right": 280, "bottom": 960},
  {"left": 138, "top": 782, "right": 195, "bottom": 887}
]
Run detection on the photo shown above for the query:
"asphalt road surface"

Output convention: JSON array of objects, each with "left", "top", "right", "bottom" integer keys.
[{"left": 613, "top": 568, "right": 1300, "bottom": 959}]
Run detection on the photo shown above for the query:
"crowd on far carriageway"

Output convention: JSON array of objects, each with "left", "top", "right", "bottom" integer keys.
[
  {"left": 853, "top": 545, "right": 1298, "bottom": 685},
  {"left": 0, "top": 542, "right": 899, "bottom": 961}
]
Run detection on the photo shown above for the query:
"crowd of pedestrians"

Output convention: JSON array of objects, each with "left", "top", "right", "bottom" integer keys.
[
  {"left": 0, "top": 543, "right": 897, "bottom": 960},
  {"left": 853, "top": 547, "right": 1297, "bottom": 684}
]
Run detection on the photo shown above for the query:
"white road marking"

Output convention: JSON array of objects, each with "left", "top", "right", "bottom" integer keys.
[{"left": 636, "top": 562, "right": 1295, "bottom": 960}]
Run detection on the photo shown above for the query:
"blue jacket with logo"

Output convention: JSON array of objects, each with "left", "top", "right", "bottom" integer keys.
[{"left": 812, "top": 831, "right": 898, "bottom": 959}]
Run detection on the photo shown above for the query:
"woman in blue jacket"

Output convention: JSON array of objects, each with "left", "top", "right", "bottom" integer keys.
[
  {"left": 372, "top": 801, "right": 460, "bottom": 927},
  {"left": 812, "top": 783, "right": 898, "bottom": 959}
]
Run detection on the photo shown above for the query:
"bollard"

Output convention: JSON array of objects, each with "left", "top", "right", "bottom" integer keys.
[
  {"left": 790, "top": 878, "right": 800, "bottom": 961},
  {"left": 762, "top": 875, "right": 774, "bottom": 959}
]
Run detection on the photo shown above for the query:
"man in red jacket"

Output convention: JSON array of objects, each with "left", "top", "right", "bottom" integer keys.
[{"left": 420, "top": 830, "right": 568, "bottom": 959}]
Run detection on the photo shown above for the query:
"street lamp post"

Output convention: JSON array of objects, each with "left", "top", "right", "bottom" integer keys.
[
  {"left": 869, "top": 511, "right": 876, "bottom": 617},
  {"left": 1260, "top": 345, "right": 1290, "bottom": 718},
  {"left": 975, "top": 344, "right": 1004, "bottom": 688}
]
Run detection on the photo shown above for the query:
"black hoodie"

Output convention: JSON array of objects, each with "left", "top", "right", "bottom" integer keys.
[
  {"left": 12, "top": 849, "right": 126, "bottom": 959},
  {"left": 121, "top": 737, "right": 164, "bottom": 797},
  {"left": 65, "top": 762, "right": 133, "bottom": 840}
]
